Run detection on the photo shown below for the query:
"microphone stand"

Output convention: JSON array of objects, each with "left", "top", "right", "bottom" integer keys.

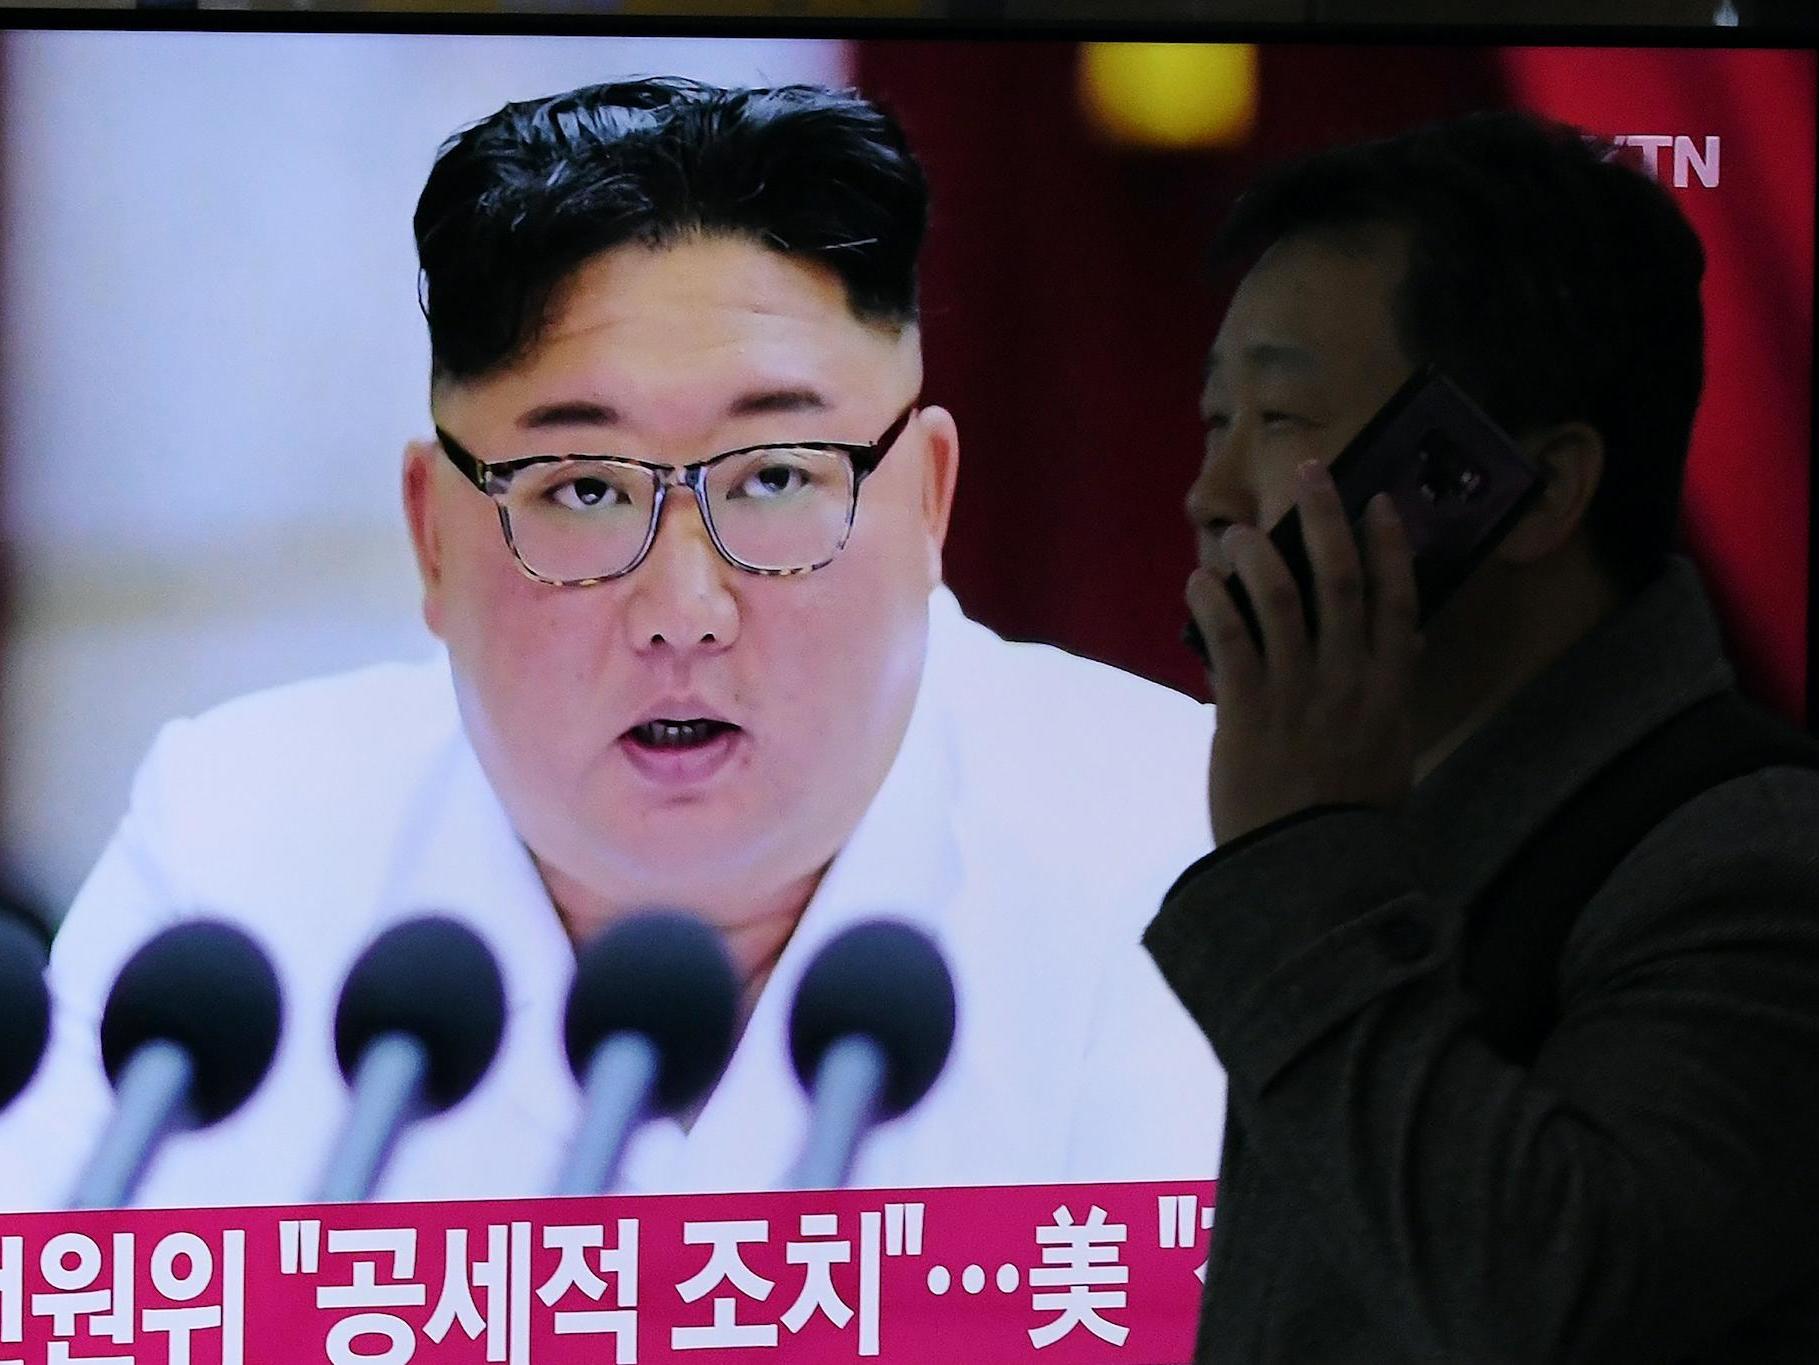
[
  {"left": 786, "top": 1035, "right": 888, "bottom": 1190},
  {"left": 314, "top": 1034, "right": 428, "bottom": 1203},
  {"left": 69, "top": 1041, "right": 196, "bottom": 1210},
  {"left": 552, "top": 1033, "right": 660, "bottom": 1197}
]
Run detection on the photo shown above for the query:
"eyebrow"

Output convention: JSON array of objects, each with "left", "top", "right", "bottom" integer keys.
[
  {"left": 1201, "top": 341, "right": 1320, "bottom": 387},
  {"left": 515, "top": 387, "right": 832, "bottom": 432}
]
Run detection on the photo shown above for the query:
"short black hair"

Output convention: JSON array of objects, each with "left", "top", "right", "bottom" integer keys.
[
  {"left": 1213, "top": 111, "right": 1706, "bottom": 591},
  {"left": 414, "top": 76, "right": 929, "bottom": 384}
]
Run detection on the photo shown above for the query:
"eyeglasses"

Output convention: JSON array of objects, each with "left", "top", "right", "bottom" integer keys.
[{"left": 435, "top": 404, "right": 918, "bottom": 587}]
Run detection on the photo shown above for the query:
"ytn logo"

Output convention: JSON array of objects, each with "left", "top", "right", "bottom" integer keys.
[{"left": 1611, "top": 135, "right": 1721, "bottom": 189}]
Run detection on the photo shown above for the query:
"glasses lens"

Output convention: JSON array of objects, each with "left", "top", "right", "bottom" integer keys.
[
  {"left": 501, "top": 461, "right": 657, "bottom": 582},
  {"left": 704, "top": 447, "right": 857, "bottom": 572}
]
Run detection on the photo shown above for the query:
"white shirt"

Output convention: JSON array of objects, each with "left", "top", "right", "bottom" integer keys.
[{"left": 1, "top": 589, "right": 1225, "bottom": 1210}]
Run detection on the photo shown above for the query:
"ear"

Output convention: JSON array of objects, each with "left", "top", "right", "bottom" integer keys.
[
  {"left": 913, "top": 405, "right": 961, "bottom": 586},
  {"left": 1492, "top": 421, "right": 1605, "bottom": 566},
  {"left": 402, "top": 438, "right": 447, "bottom": 638}
]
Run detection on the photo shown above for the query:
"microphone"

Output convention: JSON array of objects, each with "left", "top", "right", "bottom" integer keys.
[
  {"left": 0, "top": 915, "right": 51, "bottom": 1112},
  {"left": 552, "top": 911, "right": 738, "bottom": 1196},
  {"left": 315, "top": 916, "right": 505, "bottom": 1203},
  {"left": 785, "top": 920, "right": 957, "bottom": 1189},
  {"left": 70, "top": 921, "right": 282, "bottom": 1209}
]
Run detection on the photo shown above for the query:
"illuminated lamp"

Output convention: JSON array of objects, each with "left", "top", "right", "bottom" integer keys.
[{"left": 1078, "top": 42, "right": 1260, "bottom": 150}]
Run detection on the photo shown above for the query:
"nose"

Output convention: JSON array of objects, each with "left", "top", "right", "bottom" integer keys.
[
  {"left": 621, "top": 490, "right": 741, "bottom": 656},
  {"left": 1184, "top": 440, "right": 1257, "bottom": 571}
]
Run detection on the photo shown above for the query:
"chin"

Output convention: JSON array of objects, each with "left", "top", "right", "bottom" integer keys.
[{"left": 588, "top": 806, "right": 794, "bottom": 894}]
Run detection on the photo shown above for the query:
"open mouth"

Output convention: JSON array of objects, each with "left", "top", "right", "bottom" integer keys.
[
  {"left": 618, "top": 716, "right": 744, "bottom": 788},
  {"left": 625, "top": 718, "right": 741, "bottom": 750}
]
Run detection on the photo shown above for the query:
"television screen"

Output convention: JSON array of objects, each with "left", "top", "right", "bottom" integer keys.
[{"left": 0, "top": 24, "right": 1809, "bottom": 1222}]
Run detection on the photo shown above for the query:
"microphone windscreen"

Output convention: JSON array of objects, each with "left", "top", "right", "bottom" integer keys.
[
  {"left": 788, "top": 919, "right": 956, "bottom": 1119},
  {"left": 334, "top": 916, "right": 505, "bottom": 1112},
  {"left": 99, "top": 920, "right": 282, "bottom": 1125},
  {"left": 0, "top": 915, "right": 50, "bottom": 1109},
  {"left": 565, "top": 910, "right": 738, "bottom": 1114}
]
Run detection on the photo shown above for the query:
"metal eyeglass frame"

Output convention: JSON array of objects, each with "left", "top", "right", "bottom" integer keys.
[{"left": 434, "top": 403, "right": 918, "bottom": 587}]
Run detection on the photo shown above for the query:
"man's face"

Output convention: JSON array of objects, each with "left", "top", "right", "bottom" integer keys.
[
  {"left": 406, "top": 236, "right": 956, "bottom": 925},
  {"left": 1186, "top": 229, "right": 1415, "bottom": 576}
]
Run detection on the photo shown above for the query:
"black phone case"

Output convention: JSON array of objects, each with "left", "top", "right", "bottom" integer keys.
[{"left": 1185, "top": 367, "right": 1544, "bottom": 664}]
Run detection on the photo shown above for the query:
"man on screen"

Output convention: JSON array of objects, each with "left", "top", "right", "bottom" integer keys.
[
  {"left": 6, "top": 78, "right": 1222, "bottom": 1207},
  {"left": 1149, "top": 111, "right": 1819, "bottom": 1359}
]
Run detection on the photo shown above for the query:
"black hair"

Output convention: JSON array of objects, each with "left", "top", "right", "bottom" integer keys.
[
  {"left": 414, "top": 77, "right": 928, "bottom": 384},
  {"left": 1213, "top": 110, "right": 1706, "bottom": 591}
]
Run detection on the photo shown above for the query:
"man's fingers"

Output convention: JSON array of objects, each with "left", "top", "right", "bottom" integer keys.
[
  {"left": 1297, "top": 460, "right": 1368, "bottom": 673},
  {"left": 1223, "top": 524, "right": 1312, "bottom": 692},
  {"left": 1186, "top": 567, "right": 1263, "bottom": 707},
  {"left": 1365, "top": 493, "right": 1420, "bottom": 672}
]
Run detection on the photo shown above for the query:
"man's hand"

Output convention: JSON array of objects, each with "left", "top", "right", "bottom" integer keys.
[{"left": 1189, "top": 460, "right": 1421, "bottom": 845}]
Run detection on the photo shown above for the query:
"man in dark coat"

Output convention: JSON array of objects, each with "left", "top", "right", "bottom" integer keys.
[{"left": 1147, "top": 111, "right": 1819, "bottom": 1362}]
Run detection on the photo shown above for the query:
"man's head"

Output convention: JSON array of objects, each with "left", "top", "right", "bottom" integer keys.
[
  {"left": 403, "top": 79, "right": 958, "bottom": 932},
  {"left": 1187, "top": 111, "right": 1706, "bottom": 608}
]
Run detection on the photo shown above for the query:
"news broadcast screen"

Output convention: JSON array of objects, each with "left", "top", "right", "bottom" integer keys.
[{"left": 0, "top": 24, "right": 1810, "bottom": 1365}]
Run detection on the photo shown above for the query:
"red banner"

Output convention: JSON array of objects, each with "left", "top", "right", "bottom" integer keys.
[{"left": 0, "top": 1180, "right": 1215, "bottom": 1363}]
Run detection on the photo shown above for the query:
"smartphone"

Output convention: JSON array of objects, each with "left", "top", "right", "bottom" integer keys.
[{"left": 1184, "top": 366, "right": 1545, "bottom": 665}]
